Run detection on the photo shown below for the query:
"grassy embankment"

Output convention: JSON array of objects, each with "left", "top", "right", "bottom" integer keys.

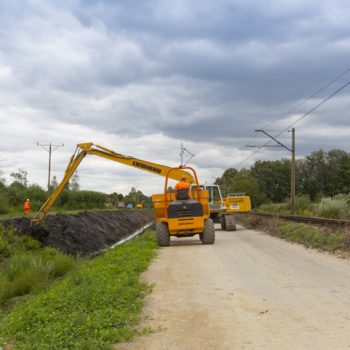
[
  {"left": 257, "top": 194, "right": 350, "bottom": 220},
  {"left": 0, "top": 225, "right": 75, "bottom": 308},
  {"left": 0, "top": 225, "right": 158, "bottom": 349},
  {"left": 237, "top": 214, "right": 350, "bottom": 253},
  {"left": 0, "top": 208, "right": 121, "bottom": 221}
]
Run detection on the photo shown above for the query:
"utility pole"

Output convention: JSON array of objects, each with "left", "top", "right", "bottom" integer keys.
[
  {"left": 247, "top": 128, "right": 296, "bottom": 215},
  {"left": 291, "top": 128, "right": 296, "bottom": 215},
  {"left": 37, "top": 142, "right": 64, "bottom": 194}
]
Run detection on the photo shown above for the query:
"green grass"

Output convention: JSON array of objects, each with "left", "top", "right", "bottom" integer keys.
[
  {"left": 0, "top": 225, "right": 75, "bottom": 307},
  {"left": 0, "top": 230, "right": 158, "bottom": 350},
  {"left": 276, "top": 223, "right": 345, "bottom": 251},
  {"left": 237, "top": 215, "right": 350, "bottom": 252},
  {"left": 0, "top": 208, "right": 120, "bottom": 221}
]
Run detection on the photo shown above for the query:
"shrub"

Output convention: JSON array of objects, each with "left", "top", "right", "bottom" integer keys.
[
  {"left": 3, "top": 269, "right": 49, "bottom": 301},
  {"left": 275, "top": 222, "right": 346, "bottom": 251},
  {"left": 294, "top": 195, "right": 313, "bottom": 215},
  {"left": 0, "top": 190, "right": 10, "bottom": 215},
  {"left": 50, "top": 254, "right": 75, "bottom": 277},
  {"left": 1, "top": 250, "right": 75, "bottom": 305},
  {"left": 7, "top": 254, "right": 53, "bottom": 281},
  {"left": 258, "top": 202, "right": 289, "bottom": 214},
  {"left": 313, "top": 197, "right": 350, "bottom": 219},
  {"left": 0, "top": 273, "right": 6, "bottom": 304},
  {"left": 17, "top": 235, "right": 41, "bottom": 251},
  {"left": 0, "top": 235, "right": 10, "bottom": 258},
  {"left": 326, "top": 234, "right": 344, "bottom": 251}
]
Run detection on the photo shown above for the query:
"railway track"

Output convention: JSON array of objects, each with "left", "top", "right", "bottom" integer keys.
[{"left": 245, "top": 212, "right": 350, "bottom": 227}]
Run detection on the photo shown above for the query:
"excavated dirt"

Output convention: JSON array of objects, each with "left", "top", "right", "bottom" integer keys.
[{"left": 2, "top": 210, "right": 154, "bottom": 255}]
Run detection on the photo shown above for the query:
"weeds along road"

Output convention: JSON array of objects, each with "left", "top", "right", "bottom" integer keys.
[{"left": 117, "top": 224, "right": 350, "bottom": 350}]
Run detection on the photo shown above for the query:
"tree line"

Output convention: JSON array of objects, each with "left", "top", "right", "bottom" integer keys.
[
  {"left": 0, "top": 169, "right": 150, "bottom": 215},
  {"left": 215, "top": 149, "right": 350, "bottom": 207}
]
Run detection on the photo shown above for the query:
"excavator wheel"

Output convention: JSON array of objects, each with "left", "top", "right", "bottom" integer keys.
[
  {"left": 221, "top": 216, "right": 226, "bottom": 230},
  {"left": 201, "top": 218, "right": 215, "bottom": 244},
  {"left": 156, "top": 222, "right": 170, "bottom": 247},
  {"left": 223, "top": 214, "right": 237, "bottom": 231}
]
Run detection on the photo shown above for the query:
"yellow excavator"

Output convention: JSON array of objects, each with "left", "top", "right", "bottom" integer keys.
[
  {"left": 221, "top": 193, "right": 251, "bottom": 231},
  {"left": 31, "top": 142, "right": 243, "bottom": 239},
  {"left": 31, "top": 142, "right": 215, "bottom": 246},
  {"left": 31, "top": 142, "right": 196, "bottom": 224}
]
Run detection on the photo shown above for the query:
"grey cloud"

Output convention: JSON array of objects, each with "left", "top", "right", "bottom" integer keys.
[{"left": 0, "top": 0, "right": 350, "bottom": 193}]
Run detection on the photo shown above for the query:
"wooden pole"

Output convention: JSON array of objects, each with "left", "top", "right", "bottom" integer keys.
[
  {"left": 291, "top": 128, "right": 296, "bottom": 215},
  {"left": 48, "top": 143, "right": 52, "bottom": 194}
]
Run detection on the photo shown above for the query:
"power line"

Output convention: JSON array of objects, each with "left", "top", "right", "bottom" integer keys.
[
  {"left": 234, "top": 80, "right": 350, "bottom": 169},
  {"left": 37, "top": 142, "right": 64, "bottom": 193},
  {"left": 246, "top": 66, "right": 350, "bottom": 147},
  {"left": 260, "top": 66, "right": 350, "bottom": 132},
  {"left": 276, "top": 81, "right": 350, "bottom": 137}
]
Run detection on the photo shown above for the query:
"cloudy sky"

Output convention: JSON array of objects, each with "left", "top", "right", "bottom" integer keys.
[{"left": 1, "top": 0, "right": 350, "bottom": 195}]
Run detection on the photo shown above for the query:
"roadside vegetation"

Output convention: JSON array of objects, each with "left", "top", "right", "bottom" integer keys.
[
  {"left": 257, "top": 194, "right": 350, "bottom": 220},
  {"left": 0, "top": 230, "right": 157, "bottom": 349},
  {"left": 214, "top": 148, "right": 350, "bottom": 219},
  {"left": 0, "top": 169, "right": 150, "bottom": 217},
  {"left": 0, "top": 224, "right": 74, "bottom": 308},
  {"left": 237, "top": 214, "right": 350, "bottom": 253}
]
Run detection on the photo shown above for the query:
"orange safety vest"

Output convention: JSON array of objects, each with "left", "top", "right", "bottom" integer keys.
[
  {"left": 24, "top": 201, "right": 30, "bottom": 210},
  {"left": 175, "top": 181, "right": 190, "bottom": 191}
]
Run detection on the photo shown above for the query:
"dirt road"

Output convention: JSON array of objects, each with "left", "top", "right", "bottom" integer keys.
[{"left": 117, "top": 225, "right": 350, "bottom": 350}]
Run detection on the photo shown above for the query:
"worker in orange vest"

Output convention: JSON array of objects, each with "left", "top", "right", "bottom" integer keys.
[
  {"left": 24, "top": 199, "right": 31, "bottom": 216},
  {"left": 175, "top": 176, "right": 190, "bottom": 193}
]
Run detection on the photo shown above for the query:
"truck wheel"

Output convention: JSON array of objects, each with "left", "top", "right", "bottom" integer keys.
[
  {"left": 202, "top": 218, "right": 215, "bottom": 244},
  {"left": 156, "top": 222, "right": 170, "bottom": 247}
]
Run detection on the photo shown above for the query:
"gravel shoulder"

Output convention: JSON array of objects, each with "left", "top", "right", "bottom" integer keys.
[{"left": 117, "top": 224, "right": 350, "bottom": 350}]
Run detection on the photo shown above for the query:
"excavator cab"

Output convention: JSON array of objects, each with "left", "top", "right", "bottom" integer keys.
[{"left": 152, "top": 166, "right": 215, "bottom": 246}]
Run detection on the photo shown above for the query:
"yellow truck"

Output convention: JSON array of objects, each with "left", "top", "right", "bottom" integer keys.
[{"left": 152, "top": 166, "right": 214, "bottom": 246}]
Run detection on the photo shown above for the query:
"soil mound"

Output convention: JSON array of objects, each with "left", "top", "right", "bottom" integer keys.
[{"left": 2, "top": 210, "right": 154, "bottom": 255}]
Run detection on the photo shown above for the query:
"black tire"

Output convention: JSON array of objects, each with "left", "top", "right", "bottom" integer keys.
[
  {"left": 202, "top": 218, "right": 215, "bottom": 244},
  {"left": 156, "top": 222, "right": 170, "bottom": 247},
  {"left": 221, "top": 216, "right": 226, "bottom": 230}
]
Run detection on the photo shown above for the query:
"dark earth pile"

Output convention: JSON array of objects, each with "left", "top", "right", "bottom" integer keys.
[{"left": 2, "top": 210, "right": 154, "bottom": 255}]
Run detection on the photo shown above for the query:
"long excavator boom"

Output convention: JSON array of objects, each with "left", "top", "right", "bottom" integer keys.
[{"left": 31, "top": 142, "right": 195, "bottom": 224}]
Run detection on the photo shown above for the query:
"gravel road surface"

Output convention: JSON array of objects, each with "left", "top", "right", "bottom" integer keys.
[{"left": 117, "top": 224, "right": 350, "bottom": 350}]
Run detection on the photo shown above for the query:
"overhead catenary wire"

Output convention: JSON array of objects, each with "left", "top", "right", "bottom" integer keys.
[
  {"left": 234, "top": 81, "right": 350, "bottom": 169},
  {"left": 246, "top": 66, "right": 350, "bottom": 147},
  {"left": 234, "top": 68, "right": 350, "bottom": 169}
]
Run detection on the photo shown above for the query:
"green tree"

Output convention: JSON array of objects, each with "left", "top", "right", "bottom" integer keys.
[
  {"left": 70, "top": 172, "right": 80, "bottom": 192},
  {"left": 0, "top": 170, "right": 5, "bottom": 184},
  {"left": 251, "top": 159, "right": 291, "bottom": 202},
  {"left": 124, "top": 187, "right": 150, "bottom": 207},
  {"left": 216, "top": 168, "right": 265, "bottom": 207},
  {"left": 214, "top": 168, "right": 238, "bottom": 195},
  {"left": 10, "top": 169, "right": 28, "bottom": 187},
  {"left": 50, "top": 176, "right": 58, "bottom": 192},
  {"left": 229, "top": 169, "right": 265, "bottom": 207}
]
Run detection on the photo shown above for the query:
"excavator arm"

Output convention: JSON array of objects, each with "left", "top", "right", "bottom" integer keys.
[{"left": 31, "top": 142, "right": 195, "bottom": 224}]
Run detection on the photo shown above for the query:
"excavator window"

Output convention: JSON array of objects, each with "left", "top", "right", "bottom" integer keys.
[{"left": 205, "top": 185, "right": 222, "bottom": 209}]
